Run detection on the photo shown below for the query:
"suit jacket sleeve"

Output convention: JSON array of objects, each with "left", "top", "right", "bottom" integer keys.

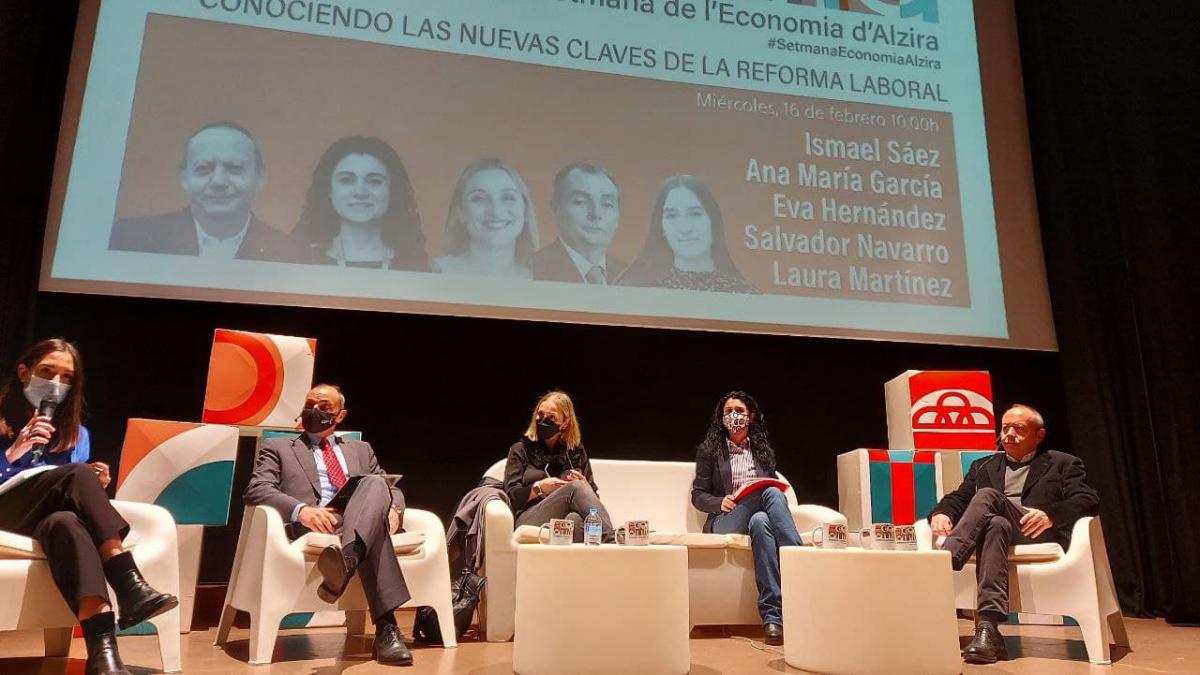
[
  {"left": 362, "top": 441, "right": 405, "bottom": 512},
  {"left": 691, "top": 449, "right": 724, "bottom": 514},
  {"left": 243, "top": 440, "right": 306, "bottom": 520},
  {"left": 1043, "top": 454, "right": 1099, "bottom": 526},
  {"left": 929, "top": 455, "right": 983, "bottom": 524}
]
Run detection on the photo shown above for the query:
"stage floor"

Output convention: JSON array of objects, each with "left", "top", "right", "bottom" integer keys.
[{"left": 0, "top": 616, "right": 1194, "bottom": 674}]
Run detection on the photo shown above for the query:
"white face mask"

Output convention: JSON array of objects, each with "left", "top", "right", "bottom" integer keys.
[
  {"left": 722, "top": 411, "right": 750, "bottom": 433},
  {"left": 24, "top": 375, "right": 71, "bottom": 408}
]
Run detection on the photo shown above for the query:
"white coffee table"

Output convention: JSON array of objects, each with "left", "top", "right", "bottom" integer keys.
[
  {"left": 513, "top": 544, "right": 689, "bottom": 675},
  {"left": 781, "top": 546, "right": 961, "bottom": 675}
]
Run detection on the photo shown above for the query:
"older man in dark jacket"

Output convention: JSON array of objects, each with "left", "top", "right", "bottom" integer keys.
[{"left": 929, "top": 404, "right": 1100, "bottom": 664}]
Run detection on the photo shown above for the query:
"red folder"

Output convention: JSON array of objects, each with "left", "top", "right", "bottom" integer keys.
[{"left": 732, "top": 478, "right": 790, "bottom": 503}]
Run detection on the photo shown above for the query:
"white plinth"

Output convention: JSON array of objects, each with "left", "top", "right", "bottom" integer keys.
[
  {"left": 782, "top": 547, "right": 962, "bottom": 675},
  {"left": 514, "top": 544, "right": 689, "bottom": 675}
]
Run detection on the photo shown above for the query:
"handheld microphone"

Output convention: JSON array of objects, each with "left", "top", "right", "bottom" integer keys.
[{"left": 29, "top": 399, "right": 57, "bottom": 463}]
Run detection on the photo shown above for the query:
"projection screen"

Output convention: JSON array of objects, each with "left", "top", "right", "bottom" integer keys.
[{"left": 41, "top": 0, "right": 1056, "bottom": 349}]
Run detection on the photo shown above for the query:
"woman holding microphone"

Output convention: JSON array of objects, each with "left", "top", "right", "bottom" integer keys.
[{"left": 0, "top": 339, "right": 177, "bottom": 675}]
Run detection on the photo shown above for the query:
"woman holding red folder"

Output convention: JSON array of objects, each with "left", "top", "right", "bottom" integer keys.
[{"left": 690, "top": 391, "right": 801, "bottom": 646}]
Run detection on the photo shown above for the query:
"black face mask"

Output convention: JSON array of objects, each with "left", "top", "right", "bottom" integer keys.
[
  {"left": 535, "top": 418, "right": 561, "bottom": 442},
  {"left": 301, "top": 407, "right": 338, "bottom": 434}
]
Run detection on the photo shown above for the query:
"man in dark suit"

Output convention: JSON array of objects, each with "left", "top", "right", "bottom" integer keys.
[
  {"left": 243, "top": 384, "right": 413, "bottom": 666},
  {"left": 109, "top": 122, "right": 305, "bottom": 262},
  {"left": 532, "top": 162, "right": 628, "bottom": 284},
  {"left": 929, "top": 404, "right": 1100, "bottom": 664}
]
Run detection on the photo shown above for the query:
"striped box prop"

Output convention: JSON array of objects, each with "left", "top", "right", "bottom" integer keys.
[
  {"left": 886, "top": 370, "right": 996, "bottom": 451},
  {"left": 115, "top": 419, "right": 239, "bottom": 526},
  {"left": 938, "top": 450, "right": 1001, "bottom": 494},
  {"left": 202, "top": 329, "right": 316, "bottom": 428},
  {"left": 837, "top": 449, "right": 942, "bottom": 531}
]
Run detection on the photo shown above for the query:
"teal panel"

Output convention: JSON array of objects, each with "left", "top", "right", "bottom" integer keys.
[
  {"left": 261, "top": 430, "right": 362, "bottom": 441},
  {"left": 154, "top": 461, "right": 235, "bottom": 526},
  {"left": 960, "top": 451, "right": 996, "bottom": 478},
  {"left": 887, "top": 450, "right": 915, "bottom": 462},
  {"left": 116, "top": 622, "right": 157, "bottom": 635},
  {"left": 281, "top": 612, "right": 315, "bottom": 628},
  {"left": 868, "top": 461, "right": 893, "bottom": 523},
  {"left": 913, "top": 463, "right": 938, "bottom": 520}
]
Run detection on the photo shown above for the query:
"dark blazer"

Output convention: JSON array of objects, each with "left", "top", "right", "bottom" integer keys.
[
  {"left": 503, "top": 437, "right": 599, "bottom": 517},
  {"left": 243, "top": 434, "right": 405, "bottom": 525},
  {"left": 110, "top": 208, "right": 307, "bottom": 262},
  {"left": 532, "top": 238, "right": 628, "bottom": 284},
  {"left": 929, "top": 449, "right": 1099, "bottom": 547},
  {"left": 690, "top": 446, "right": 777, "bottom": 533}
]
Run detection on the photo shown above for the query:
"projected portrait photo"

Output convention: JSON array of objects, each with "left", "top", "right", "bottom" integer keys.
[
  {"left": 432, "top": 159, "right": 539, "bottom": 279},
  {"left": 292, "top": 136, "right": 429, "bottom": 271},
  {"left": 108, "top": 122, "right": 306, "bottom": 263},
  {"left": 533, "top": 162, "right": 627, "bottom": 285},
  {"left": 619, "top": 175, "right": 758, "bottom": 294}
]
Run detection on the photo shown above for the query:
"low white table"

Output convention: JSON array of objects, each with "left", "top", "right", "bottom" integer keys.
[
  {"left": 781, "top": 547, "right": 961, "bottom": 675},
  {"left": 513, "top": 544, "right": 689, "bottom": 675}
]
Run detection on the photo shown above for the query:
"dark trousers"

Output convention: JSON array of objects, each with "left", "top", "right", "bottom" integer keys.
[
  {"left": 0, "top": 463, "right": 129, "bottom": 613},
  {"left": 514, "top": 481, "right": 615, "bottom": 543},
  {"left": 291, "top": 475, "right": 410, "bottom": 619},
  {"left": 709, "top": 486, "right": 802, "bottom": 625},
  {"left": 940, "top": 487, "right": 1050, "bottom": 617}
]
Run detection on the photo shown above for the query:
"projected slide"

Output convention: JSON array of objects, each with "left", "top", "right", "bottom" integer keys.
[{"left": 43, "top": 0, "right": 1055, "bottom": 348}]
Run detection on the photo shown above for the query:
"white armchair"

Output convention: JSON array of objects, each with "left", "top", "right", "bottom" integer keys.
[
  {"left": 0, "top": 500, "right": 182, "bottom": 672},
  {"left": 214, "top": 504, "right": 457, "bottom": 664},
  {"left": 479, "top": 458, "right": 846, "bottom": 641},
  {"left": 916, "top": 515, "right": 1129, "bottom": 664}
]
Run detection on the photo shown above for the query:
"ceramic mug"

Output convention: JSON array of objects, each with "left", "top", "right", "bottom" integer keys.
[
  {"left": 624, "top": 520, "right": 650, "bottom": 546},
  {"left": 810, "top": 522, "right": 848, "bottom": 549},
  {"left": 872, "top": 522, "right": 896, "bottom": 550},
  {"left": 538, "top": 518, "right": 575, "bottom": 545},
  {"left": 894, "top": 524, "right": 918, "bottom": 550}
]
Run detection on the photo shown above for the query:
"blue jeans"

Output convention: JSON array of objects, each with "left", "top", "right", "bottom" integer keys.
[{"left": 709, "top": 487, "right": 802, "bottom": 625}]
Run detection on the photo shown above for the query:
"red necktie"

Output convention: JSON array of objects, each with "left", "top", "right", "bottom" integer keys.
[{"left": 320, "top": 437, "right": 347, "bottom": 491}]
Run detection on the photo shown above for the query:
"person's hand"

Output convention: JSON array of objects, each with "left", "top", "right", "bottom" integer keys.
[
  {"left": 90, "top": 462, "right": 111, "bottom": 489},
  {"left": 5, "top": 415, "right": 54, "bottom": 463},
  {"left": 299, "top": 506, "right": 338, "bottom": 534},
  {"left": 721, "top": 495, "right": 737, "bottom": 513},
  {"left": 1019, "top": 507, "right": 1053, "bottom": 538},
  {"left": 931, "top": 513, "right": 954, "bottom": 537},
  {"left": 538, "top": 477, "right": 568, "bottom": 496},
  {"left": 563, "top": 469, "right": 585, "bottom": 482},
  {"left": 388, "top": 507, "right": 402, "bottom": 534}
]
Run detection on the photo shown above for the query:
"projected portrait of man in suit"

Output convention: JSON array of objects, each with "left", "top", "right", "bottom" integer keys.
[
  {"left": 533, "top": 162, "right": 627, "bottom": 285},
  {"left": 109, "top": 122, "right": 304, "bottom": 262}
]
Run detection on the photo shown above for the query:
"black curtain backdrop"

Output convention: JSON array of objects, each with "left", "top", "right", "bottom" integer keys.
[{"left": 1, "top": 2, "right": 1196, "bottom": 622}]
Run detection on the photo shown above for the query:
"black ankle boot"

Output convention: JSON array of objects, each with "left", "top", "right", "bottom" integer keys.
[
  {"left": 81, "top": 612, "right": 131, "bottom": 675},
  {"left": 102, "top": 551, "right": 179, "bottom": 630}
]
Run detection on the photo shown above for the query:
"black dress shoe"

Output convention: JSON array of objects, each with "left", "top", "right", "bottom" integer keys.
[
  {"left": 373, "top": 623, "right": 414, "bottom": 666},
  {"left": 101, "top": 552, "right": 179, "bottom": 630},
  {"left": 763, "top": 623, "right": 784, "bottom": 646},
  {"left": 963, "top": 620, "right": 1008, "bottom": 664},
  {"left": 316, "top": 544, "right": 357, "bottom": 603},
  {"left": 81, "top": 613, "right": 132, "bottom": 675}
]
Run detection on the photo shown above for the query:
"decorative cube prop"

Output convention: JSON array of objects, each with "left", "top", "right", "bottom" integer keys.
[
  {"left": 837, "top": 449, "right": 942, "bottom": 531},
  {"left": 886, "top": 370, "right": 996, "bottom": 451},
  {"left": 201, "top": 329, "right": 316, "bottom": 428},
  {"left": 115, "top": 419, "right": 239, "bottom": 633},
  {"left": 115, "top": 420, "right": 239, "bottom": 526}
]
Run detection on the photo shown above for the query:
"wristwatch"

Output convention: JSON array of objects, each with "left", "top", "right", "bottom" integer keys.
[{"left": 533, "top": 482, "right": 544, "bottom": 498}]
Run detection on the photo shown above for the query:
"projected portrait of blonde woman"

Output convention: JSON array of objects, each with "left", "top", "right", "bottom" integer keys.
[{"left": 431, "top": 159, "right": 539, "bottom": 279}]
